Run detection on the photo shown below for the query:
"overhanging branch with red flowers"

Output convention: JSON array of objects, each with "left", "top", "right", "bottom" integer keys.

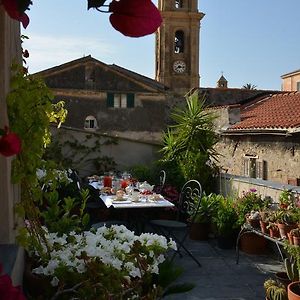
[{"left": 0, "top": 0, "right": 162, "bottom": 37}]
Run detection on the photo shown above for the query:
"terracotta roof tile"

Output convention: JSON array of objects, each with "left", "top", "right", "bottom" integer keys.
[{"left": 230, "top": 92, "right": 300, "bottom": 130}]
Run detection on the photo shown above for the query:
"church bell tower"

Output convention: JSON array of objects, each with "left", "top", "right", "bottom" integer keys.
[{"left": 155, "top": 0, "right": 204, "bottom": 94}]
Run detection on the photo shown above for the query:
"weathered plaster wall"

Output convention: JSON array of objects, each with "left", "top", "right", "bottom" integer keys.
[
  {"left": 282, "top": 73, "right": 300, "bottom": 91},
  {"left": 215, "top": 135, "right": 300, "bottom": 185},
  {"left": 51, "top": 127, "right": 161, "bottom": 176}
]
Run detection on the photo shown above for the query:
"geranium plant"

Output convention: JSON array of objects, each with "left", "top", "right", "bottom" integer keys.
[
  {"left": 0, "top": 263, "right": 26, "bottom": 300},
  {"left": 25, "top": 225, "right": 177, "bottom": 299},
  {"left": 1, "top": 0, "right": 162, "bottom": 37},
  {"left": 0, "top": 126, "right": 22, "bottom": 157}
]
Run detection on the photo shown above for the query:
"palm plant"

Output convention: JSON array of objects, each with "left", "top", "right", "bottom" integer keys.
[{"left": 160, "top": 91, "right": 219, "bottom": 190}]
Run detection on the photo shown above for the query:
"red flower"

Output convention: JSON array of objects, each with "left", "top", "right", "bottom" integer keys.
[
  {"left": 0, "top": 129, "right": 22, "bottom": 157},
  {"left": 1, "top": 0, "right": 30, "bottom": 28},
  {"left": 0, "top": 264, "right": 26, "bottom": 300},
  {"left": 109, "top": 0, "right": 162, "bottom": 37}
]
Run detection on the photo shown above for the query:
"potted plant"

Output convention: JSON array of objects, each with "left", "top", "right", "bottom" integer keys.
[
  {"left": 285, "top": 243, "right": 300, "bottom": 299},
  {"left": 234, "top": 189, "right": 268, "bottom": 254},
  {"left": 290, "top": 228, "right": 300, "bottom": 246},
  {"left": 264, "top": 278, "right": 288, "bottom": 300},
  {"left": 275, "top": 209, "right": 298, "bottom": 239},
  {"left": 212, "top": 195, "right": 240, "bottom": 249},
  {"left": 189, "top": 193, "right": 219, "bottom": 240}
]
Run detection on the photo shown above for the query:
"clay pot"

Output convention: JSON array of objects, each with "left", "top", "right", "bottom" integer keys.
[
  {"left": 293, "top": 235, "right": 300, "bottom": 246},
  {"left": 259, "top": 220, "right": 269, "bottom": 234},
  {"left": 189, "top": 222, "right": 209, "bottom": 240},
  {"left": 269, "top": 226, "right": 280, "bottom": 238},
  {"left": 288, "top": 281, "right": 300, "bottom": 300},
  {"left": 239, "top": 232, "right": 267, "bottom": 255},
  {"left": 276, "top": 223, "right": 298, "bottom": 239},
  {"left": 288, "top": 232, "right": 294, "bottom": 245}
]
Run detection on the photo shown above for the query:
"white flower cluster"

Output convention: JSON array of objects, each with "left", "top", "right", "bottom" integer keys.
[
  {"left": 36, "top": 168, "right": 73, "bottom": 186},
  {"left": 32, "top": 225, "right": 176, "bottom": 287}
]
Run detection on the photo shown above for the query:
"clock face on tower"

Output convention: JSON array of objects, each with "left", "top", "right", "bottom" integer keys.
[{"left": 173, "top": 60, "right": 186, "bottom": 73}]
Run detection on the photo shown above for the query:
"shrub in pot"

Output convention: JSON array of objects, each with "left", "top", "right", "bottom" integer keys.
[
  {"left": 212, "top": 195, "right": 240, "bottom": 249},
  {"left": 188, "top": 193, "right": 219, "bottom": 240}
]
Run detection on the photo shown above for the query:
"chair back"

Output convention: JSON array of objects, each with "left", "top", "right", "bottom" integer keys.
[
  {"left": 177, "top": 180, "right": 202, "bottom": 223},
  {"left": 159, "top": 170, "right": 166, "bottom": 187}
]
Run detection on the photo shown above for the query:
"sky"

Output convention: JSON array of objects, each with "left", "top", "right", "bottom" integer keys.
[{"left": 22, "top": 0, "right": 300, "bottom": 91}]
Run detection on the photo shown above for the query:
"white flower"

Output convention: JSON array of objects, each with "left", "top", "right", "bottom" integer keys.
[{"left": 51, "top": 276, "right": 59, "bottom": 287}]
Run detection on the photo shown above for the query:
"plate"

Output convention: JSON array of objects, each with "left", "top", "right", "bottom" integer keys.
[{"left": 112, "top": 199, "right": 132, "bottom": 204}]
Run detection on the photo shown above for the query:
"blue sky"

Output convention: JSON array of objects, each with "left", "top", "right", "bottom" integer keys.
[{"left": 22, "top": 0, "right": 300, "bottom": 90}]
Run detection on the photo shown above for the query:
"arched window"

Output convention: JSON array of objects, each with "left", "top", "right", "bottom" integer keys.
[
  {"left": 174, "top": 30, "right": 184, "bottom": 53},
  {"left": 84, "top": 115, "right": 98, "bottom": 130},
  {"left": 175, "top": 0, "right": 183, "bottom": 8}
]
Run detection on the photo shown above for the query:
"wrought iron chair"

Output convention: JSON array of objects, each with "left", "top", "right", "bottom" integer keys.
[
  {"left": 149, "top": 179, "right": 202, "bottom": 267},
  {"left": 153, "top": 170, "right": 167, "bottom": 195}
]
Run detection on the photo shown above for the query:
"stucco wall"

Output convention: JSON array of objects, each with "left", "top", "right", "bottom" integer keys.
[
  {"left": 282, "top": 73, "right": 300, "bottom": 91},
  {"left": 215, "top": 135, "right": 300, "bottom": 185},
  {"left": 218, "top": 173, "right": 300, "bottom": 205},
  {"left": 51, "top": 127, "right": 161, "bottom": 177}
]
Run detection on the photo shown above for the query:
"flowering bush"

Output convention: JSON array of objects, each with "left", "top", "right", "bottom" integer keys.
[
  {"left": 27, "top": 225, "right": 176, "bottom": 299},
  {"left": 1, "top": 0, "right": 162, "bottom": 37},
  {"left": 0, "top": 127, "right": 22, "bottom": 157},
  {"left": 0, "top": 263, "right": 26, "bottom": 300}
]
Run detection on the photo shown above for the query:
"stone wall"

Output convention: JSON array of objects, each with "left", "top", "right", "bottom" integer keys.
[{"left": 214, "top": 134, "right": 300, "bottom": 185}]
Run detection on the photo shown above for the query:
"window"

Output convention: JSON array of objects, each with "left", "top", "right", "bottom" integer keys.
[
  {"left": 107, "top": 93, "right": 135, "bottom": 108},
  {"left": 175, "top": 0, "right": 183, "bottom": 8},
  {"left": 243, "top": 155, "right": 267, "bottom": 180},
  {"left": 84, "top": 115, "right": 98, "bottom": 130},
  {"left": 297, "top": 82, "right": 300, "bottom": 91},
  {"left": 174, "top": 31, "right": 184, "bottom": 53}
]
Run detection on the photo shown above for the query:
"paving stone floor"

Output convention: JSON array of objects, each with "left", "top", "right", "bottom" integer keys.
[{"left": 163, "top": 237, "right": 284, "bottom": 300}]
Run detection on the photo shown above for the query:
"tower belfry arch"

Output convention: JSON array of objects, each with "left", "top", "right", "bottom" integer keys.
[{"left": 155, "top": 0, "right": 204, "bottom": 94}]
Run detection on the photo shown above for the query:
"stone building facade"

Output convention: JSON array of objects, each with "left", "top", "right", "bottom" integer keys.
[{"left": 213, "top": 92, "right": 300, "bottom": 186}]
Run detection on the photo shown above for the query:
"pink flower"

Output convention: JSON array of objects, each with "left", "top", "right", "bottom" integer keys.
[
  {"left": 1, "top": 0, "right": 30, "bottom": 28},
  {"left": 0, "top": 128, "right": 22, "bottom": 157},
  {"left": 109, "top": 0, "right": 162, "bottom": 37}
]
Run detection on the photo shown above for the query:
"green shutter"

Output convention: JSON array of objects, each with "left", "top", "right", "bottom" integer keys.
[
  {"left": 107, "top": 93, "right": 114, "bottom": 107},
  {"left": 127, "top": 93, "right": 134, "bottom": 108}
]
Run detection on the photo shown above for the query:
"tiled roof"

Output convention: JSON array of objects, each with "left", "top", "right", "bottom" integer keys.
[{"left": 229, "top": 92, "right": 300, "bottom": 131}]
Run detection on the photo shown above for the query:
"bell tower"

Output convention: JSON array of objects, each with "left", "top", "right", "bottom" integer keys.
[{"left": 155, "top": 0, "right": 204, "bottom": 94}]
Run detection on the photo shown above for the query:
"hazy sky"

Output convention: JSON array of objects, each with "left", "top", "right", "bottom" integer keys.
[{"left": 22, "top": 0, "right": 300, "bottom": 90}]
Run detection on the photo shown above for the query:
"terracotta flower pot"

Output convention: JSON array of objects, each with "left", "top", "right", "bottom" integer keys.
[
  {"left": 293, "top": 235, "right": 300, "bottom": 246},
  {"left": 269, "top": 226, "right": 280, "bottom": 238},
  {"left": 189, "top": 222, "right": 209, "bottom": 240},
  {"left": 288, "top": 232, "right": 294, "bottom": 245},
  {"left": 288, "top": 281, "right": 300, "bottom": 300},
  {"left": 259, "top": 220, "right": 269, "bottom": 234},
  {"left": 276, "top": 223, "right": 298, "bottom": 239},
  {"left": 239, "top": 232, "right": 267, "bottom": 255}
]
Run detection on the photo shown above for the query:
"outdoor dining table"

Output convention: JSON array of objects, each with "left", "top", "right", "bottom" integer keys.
[
  {"left": 99, "top": 194, "right": 174, "bottom": 233},
  {"left": 88, "top": 179, "right": 174, "bottom": 233},
  {"left": 100, "top": 194, "right": 174, "bottom": 209}
]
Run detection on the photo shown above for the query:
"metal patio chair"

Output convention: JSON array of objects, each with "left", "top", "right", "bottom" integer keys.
[{"left": 150, "top": 179, "right": 202, "bottom": 267}]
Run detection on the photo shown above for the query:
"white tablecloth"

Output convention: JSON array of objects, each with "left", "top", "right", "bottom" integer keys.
[{"left": 100, "top": 195, "right": 174, "bottom": 209}]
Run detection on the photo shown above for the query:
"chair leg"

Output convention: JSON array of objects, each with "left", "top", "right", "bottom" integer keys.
[{"left": 165, "top": 230, "right": 202, "bottom": 267}]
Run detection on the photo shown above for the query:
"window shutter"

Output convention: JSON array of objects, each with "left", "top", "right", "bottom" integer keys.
[
  {"left": 126, "top": 93, "right": 135, "bottom": 108},
  {"left": 107, "top": 93, "right": 114, "bottom": 107}
]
